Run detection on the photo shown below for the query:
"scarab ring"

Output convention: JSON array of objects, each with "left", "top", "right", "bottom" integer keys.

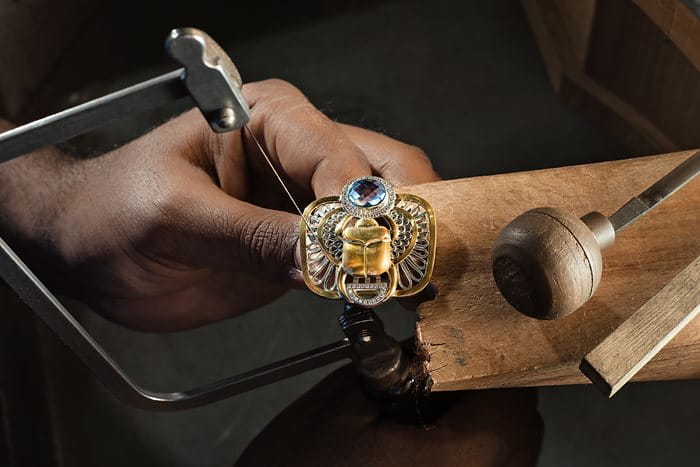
[{"left": 300, "top": 176, "right": 436, "bottom": 307}]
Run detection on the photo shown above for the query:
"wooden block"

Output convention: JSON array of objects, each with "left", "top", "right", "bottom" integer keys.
[
  {"left": 407, "top": 150, "right": 700, "bottom": 392},
  {"left": 581, "top": 256, "right": 700, "bottom": 397}
]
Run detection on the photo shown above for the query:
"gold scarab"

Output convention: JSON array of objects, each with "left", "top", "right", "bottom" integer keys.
[
  {"left": 300, "top": 176, "right": 436, "bottom": 307},
  {"left": 340, "top": 218, "right": 392, "bottom": 277}
]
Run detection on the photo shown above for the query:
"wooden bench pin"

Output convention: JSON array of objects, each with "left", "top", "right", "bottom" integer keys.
[{"left": 492, "top": 151, "right": 700, "bottom": 320}]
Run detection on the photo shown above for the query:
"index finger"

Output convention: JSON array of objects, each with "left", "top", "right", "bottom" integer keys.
[
  {"left": 340, "top": 124, "right": 442, "bottom": 185},
  {"left": 243, "top": 80, "right": 372, "bottom": 198}
]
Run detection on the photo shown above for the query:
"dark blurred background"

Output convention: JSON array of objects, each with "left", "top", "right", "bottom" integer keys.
[{"left": 1, "top": 0, "right": 699, "bottom": 466}]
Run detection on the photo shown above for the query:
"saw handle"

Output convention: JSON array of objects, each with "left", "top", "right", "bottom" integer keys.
[{"left": 491, "top": 208, "right": 614, "bottom": 320}]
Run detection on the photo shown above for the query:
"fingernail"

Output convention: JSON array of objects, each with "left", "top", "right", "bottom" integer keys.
[{"left": 294, "top": 238, "right": 302, "bottom": 270}]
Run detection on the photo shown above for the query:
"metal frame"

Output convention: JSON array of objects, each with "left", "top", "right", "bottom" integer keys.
[
  {"left": 0, "top": 231, "right": 351, "bottom": 410},
  {"left": 0, "top": 27, "right": 361, "bottom": 410}
]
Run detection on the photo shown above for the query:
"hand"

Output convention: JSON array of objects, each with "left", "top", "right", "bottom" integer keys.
[
  {"left": 0, "top": 80, "right": 439, "bottom": 331},
  {"left": 236, "top": 365, "right": 543, "bottom": 467}
]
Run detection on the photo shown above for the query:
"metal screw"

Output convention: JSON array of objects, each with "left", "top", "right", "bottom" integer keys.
[
  {"left": 359, "top": 328, "right": 372, "bottom": 343},
  {"left": 213, "top": 108, "right": 236, "bottom": 131}
]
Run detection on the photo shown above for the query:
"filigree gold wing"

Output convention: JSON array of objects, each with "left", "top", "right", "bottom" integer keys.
[
  {"left": 390, "top": 194, "right": 436, "bottom": 296},
  {"left": 300, "top": 197, "right": 345, "bottom": 299}
]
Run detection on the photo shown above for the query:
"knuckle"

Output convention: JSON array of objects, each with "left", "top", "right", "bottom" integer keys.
[
  {"left": 263, "top": 78, "right": 302, "bottom": 96},
  {"left": 140, "top": 188, "right": 189, "bottom": 244},
  {"left": 246, "top": 79, "right": 322, "bottom": 133},
  {"left": 404, "top": 143, "right": 433, "bottom": 166},
  {"left": 246, "top": 79, "right": 306, "bottom": 105},
  {"left": 150, "top": 188, "right": 186, "bottom": 225}
]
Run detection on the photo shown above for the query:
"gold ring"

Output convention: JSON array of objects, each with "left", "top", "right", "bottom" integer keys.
[{"left": 300, "top": 176, "right": 436, "bottom": 307}]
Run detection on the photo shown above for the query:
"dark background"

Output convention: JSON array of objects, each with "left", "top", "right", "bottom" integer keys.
[{"left": 2, "top": 1, "right": 699, "bottom": 466}]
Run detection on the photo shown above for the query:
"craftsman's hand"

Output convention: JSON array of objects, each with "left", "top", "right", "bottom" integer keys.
[
  {"left": 0, "top": 79, "right": 438, "bottom": 331},
  {"left": 236, "top": 365, "right": 543, "bottom": 467}
]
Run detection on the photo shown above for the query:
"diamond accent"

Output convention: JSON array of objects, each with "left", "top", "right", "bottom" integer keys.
[{"left": 344, "top": 282, "right": 390, "bottom": 306}]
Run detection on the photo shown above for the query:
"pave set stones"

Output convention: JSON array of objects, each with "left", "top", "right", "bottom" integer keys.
[{"left": 343, "top": 281, "right": 390, "bottom": 307}]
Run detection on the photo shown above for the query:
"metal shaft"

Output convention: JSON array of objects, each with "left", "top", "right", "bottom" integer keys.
[
  {"left": 0, "top": 70, "right": 190, "bottom": 163},
  {"left": 0, "top": 28, "right": 252, "bottom": 163},
  {"left": 0, "top": 234, "right": 351, "bottom": 410},
  {"left": 610, "top": 151, "right": 700, "bottom": 231}
]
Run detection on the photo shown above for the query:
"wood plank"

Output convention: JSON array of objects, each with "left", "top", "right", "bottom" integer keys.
[
  {"left": 634, "top": 0, "right": 700, "bottom": 73},
  {"left": 522, "top": 0, "right": 675, "bottom": 153},
  {"left": 559, "top": 70, "right": 677, "bottom": 155},
  {"left": 586, "top": 0, "right": 700, "bottom": 151},
  {"left": 522, "top": 0, "right": 700, "bottom": 154},
  {"left": 521, "top": 0, "right": 570, "bottom": 92},
  {"left": 581, "top": 256, "right": 700, "bottom": 397},
  {"left": 408, "top": 150, "right": 700, "bottom": 391}
]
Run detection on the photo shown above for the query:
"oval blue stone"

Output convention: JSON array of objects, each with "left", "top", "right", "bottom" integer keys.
[{"left": 348, "top": 179, "right": 386, "bottom": 207}]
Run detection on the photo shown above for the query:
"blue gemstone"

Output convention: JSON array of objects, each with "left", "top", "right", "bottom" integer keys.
[{"left": 348, "top": 179, "right": 386, "bottom": 207}]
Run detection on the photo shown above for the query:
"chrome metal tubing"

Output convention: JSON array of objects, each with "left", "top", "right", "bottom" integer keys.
[{"left": 0, "top": 234, "right": 351, "bottom": 410}]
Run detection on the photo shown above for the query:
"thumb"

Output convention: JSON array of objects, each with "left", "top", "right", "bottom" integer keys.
[
  {"left": 169, "top": 183, "right": 304, "bottom": 287},
  {"left": 228, "top": 201, "right": 304, "bottom": 286}
]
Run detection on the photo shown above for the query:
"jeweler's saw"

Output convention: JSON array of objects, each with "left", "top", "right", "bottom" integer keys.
[{"left": 0, "top": 28, "right": 430, "bottom": 412}]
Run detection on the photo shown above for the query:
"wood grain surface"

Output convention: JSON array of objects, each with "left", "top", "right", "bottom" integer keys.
[
  {"left": 581, "top": 256, "right": 700, "bottom": 397},
  {"left": 408, "top": 150, "right": 700, "bottom": 392}
]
